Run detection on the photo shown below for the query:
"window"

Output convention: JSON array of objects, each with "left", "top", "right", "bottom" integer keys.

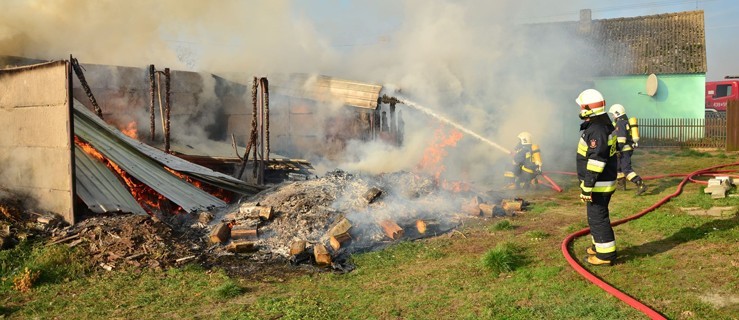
[{"left": 715, "top": 84, "right": 732, "bottom": 97}]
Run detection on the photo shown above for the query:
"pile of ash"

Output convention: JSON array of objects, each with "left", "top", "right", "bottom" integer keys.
[{"left": 206, "top": 170, "right": 481, "bottom": 269}]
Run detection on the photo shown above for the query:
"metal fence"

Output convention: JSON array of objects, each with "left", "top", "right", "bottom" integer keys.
[{"left": 639, "top": 113, "right": 727, "bottom": 148}]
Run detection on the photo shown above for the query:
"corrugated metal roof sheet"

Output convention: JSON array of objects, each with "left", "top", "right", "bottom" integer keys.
[
  {"left": 73, "top": 100, "right": 227, "bottom": 213},
  {"left": 74, "top": 100, "right": 263, "bottom": 195},
  {"left": 74, "top": 145, "right": 147, "bottom": 215},
  {"left": 271, "top": 73, "right": 383, "bottom": 109}
]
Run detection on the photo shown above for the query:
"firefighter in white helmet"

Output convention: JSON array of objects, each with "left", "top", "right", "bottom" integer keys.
[
  {"left": 608, "top": 104, "right": 648, "bottom": 195},
  {"left": 575, "top": 89, "right": 618, "bottom": 266},
  {"left": 503, "top": 131, "right": 542, "bottom": 189}
]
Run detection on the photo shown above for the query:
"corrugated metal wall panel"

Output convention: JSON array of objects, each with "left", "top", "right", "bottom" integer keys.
[
  {"left": 74, "top": 146, "right": 147, "bottom": 215},
  {"left": 73, "top": 101, "right": 226, "bottom": 213},
  {"left": 74, "top": 100, "right": 263, "bottom": 195}
]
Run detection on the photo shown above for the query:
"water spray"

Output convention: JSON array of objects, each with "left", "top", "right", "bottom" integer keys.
[{"left": 382, "top": 95, "right": 510, "bottom": 154}]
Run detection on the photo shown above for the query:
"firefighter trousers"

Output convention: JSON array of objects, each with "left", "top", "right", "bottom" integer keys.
[
  {"left": 618, "top": 150, "right": 640, "bottom": 182},
  {"left": 587, "top": 192, "right": 617, "bottom": 260}
]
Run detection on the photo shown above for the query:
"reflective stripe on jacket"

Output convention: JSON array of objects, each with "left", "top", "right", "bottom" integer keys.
[
  {"left": 613, "top": 115, "right": 634, "bottom": 152},
  {"left": 577, "top": 114, "right": 618, "bottom": 193}
]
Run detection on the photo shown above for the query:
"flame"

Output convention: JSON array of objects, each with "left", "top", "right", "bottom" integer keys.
[
  {"left": 120, "top": 121, "right": 138, "bottom": 139},
  {"left": 75, "top": 136, "right": 176, "bottom": 214},
  {"left": 165, "top": 167, "right": 234, "bottom": 203},
  {"left": 416, "top": 126, "right": 463, "bottom": 180}
]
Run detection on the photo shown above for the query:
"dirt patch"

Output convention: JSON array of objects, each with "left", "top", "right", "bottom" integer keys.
[{"left": 698, "top": 292, "right": 739, "bottom": 308}]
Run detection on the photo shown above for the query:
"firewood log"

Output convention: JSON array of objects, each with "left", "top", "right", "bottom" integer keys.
[
  {"left": 379, "top": 220, "right": 404, "bottom": 240},
  {"left": 330, "top": 233, "right": 352, "bottom": 251},
  {"left": 230, "top": 225, "right": 258, "bottom": 240},
  {"left": 209, "top": 223, "right": 230, "bottom": 244},
  {"left": 313, "top": 244, "right": 331, "bottom": 266}
]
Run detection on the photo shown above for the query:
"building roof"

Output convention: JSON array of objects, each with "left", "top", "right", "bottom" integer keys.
[
  {"left": 530, "top": 10, "right": 706, "bottom": 76},
  {"left": 270, "top": 73, "right": 383, "bottom": 109}
]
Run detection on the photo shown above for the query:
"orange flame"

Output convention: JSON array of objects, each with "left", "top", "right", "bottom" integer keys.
[
  {"left": 416, "top": 126, "right": 466, "bottom": 191},
  {"left": 120, "top": 121, "right": 138, "bottom": 140},
  {"left": 165, "top": 167, "right": 234, "bottom": 203},
  {"left": 75, "top": 136, "right": 176, "bottom": 214}
]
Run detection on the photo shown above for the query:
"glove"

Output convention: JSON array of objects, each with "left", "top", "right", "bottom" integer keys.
[
  {"left": 579, "top": 190, "right": 592, "bottom": 203},
  {"left": 632, "top": 142, "right": 639, "bottom": 149}
]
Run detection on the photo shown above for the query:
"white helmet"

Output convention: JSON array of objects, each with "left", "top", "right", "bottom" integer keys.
[
  {"left": 575, "top": 89, "right": 606, "bottom": 118},
  {"left": 608, "top": 104, "right": 626, "bottom": 118},
  {"left": 517, "top": 131, "right": 532, "bottom": 145}
]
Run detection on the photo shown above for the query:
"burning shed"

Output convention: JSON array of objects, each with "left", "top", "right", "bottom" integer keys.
[{"left": 0, "top": 60, "right": 263, "bottom": 224}]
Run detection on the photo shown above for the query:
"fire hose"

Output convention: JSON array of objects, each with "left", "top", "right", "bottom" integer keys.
[{"left": 557, "top": 162, "right": 739, "bottom": 319}]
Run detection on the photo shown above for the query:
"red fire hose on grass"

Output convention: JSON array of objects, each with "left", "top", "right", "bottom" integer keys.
[{"left": 558, "top": 162, "right": 739, "bottom": 319}]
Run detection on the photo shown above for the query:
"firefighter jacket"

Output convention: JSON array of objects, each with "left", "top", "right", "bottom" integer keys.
[
  {"left": 577, "top": 114, "right": 618, "bottom": 193},
  {"left": 613, "top": 114, "right": 635, "bottom": 152},
  {"left": 512, "top": 143, "right": 540, "bottom": 175}
]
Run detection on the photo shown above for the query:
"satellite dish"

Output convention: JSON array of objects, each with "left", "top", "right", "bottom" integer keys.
[{"left": 646, "top": 74, "right": 658, "bottom": 97}]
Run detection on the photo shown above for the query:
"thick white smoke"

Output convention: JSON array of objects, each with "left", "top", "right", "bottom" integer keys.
[{"left": 1, "top": 0, "right": 595, "bottom": 187}]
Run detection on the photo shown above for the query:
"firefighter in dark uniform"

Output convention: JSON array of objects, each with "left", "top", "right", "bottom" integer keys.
[
  {"left": 608, "top": 104, "right": 648, "bottom": 195},
  {"left": 503, "top": 132, "right": 542, "bottom": 189},
  {"left": 576, "top": 89, "right": 619, "bottom": 266}
]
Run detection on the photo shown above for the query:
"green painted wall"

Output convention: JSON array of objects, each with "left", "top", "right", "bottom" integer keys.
[{"left": 594, "top": 73, "right": 706, "bottom": 119}]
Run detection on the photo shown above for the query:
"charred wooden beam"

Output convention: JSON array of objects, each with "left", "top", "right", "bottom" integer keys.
[
  {"left": 70, "top": 56, "right": 103, "bottom": 119},
  {"left": 379, "top": 220, "right": 404, "bottom": 240},
  {"left": 261, "top": 77, "right": 270, "bottom": 167},
  {"left": 363, "top": 187, "right": 383, "bottom": 204},
  {"left": 209, "top": 222, "right": 230, "bottom": 244},
  {"left": 164, "top": 68, "right": 171, "bottom": 153},
  {"left": 251, "top": 77, "right": 259, "bottom": 180},
  {"left": 149, "top": 64, "right": 156, "bottom": 140}
]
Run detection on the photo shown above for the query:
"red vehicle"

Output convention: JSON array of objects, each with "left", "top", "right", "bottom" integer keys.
[{"left": 705, "top": 77, "right": 739, "bottom": 112}]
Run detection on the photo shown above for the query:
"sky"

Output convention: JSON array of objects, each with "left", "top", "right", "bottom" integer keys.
[{"left": 1, "top": 0, "right": 736, "bottom": 182}]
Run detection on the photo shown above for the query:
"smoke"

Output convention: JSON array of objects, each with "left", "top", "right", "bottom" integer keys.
[{"left": 1, "top": 0, "right": 597, "bottom": 186}]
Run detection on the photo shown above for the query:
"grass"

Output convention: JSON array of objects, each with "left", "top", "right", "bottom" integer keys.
[
  {"left": 481, "top": 242, "right": 525, "bottom": 275},
  {"left": 1, "top": 149, "right": 738, "bottom": 319},
  {"left": 490, "top": 219, "right": 515, "bottom": 231}
]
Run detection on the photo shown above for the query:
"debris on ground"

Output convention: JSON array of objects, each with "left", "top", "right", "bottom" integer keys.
[{"left": 2, "top": 170, "right": 526, "bottom": 278}]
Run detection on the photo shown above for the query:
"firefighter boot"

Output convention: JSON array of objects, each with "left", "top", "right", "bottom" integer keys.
[
  {"left": 586, "top": 246, "right": 596, "bottom": 255},
  {"left": 617, "top": 178, "right": 627, "bottom": 191},
  {"left": 584, "top": 255, "right": 614, "bottom": 266},
  {"left": 635, "top": 180, "right": 648, "bottom": 196}
]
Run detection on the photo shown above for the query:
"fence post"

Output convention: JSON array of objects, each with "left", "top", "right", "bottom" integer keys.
[{"left": 728, "top": 100, "right": 739, "bottom": 151}]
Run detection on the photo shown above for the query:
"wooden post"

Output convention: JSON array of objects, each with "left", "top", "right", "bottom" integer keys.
[
  {"left": 70, "top": 56, "right": 103, "bottom": 119},
  {"left": 149, "top": 64, "right": 156, "bottom": 141},
  {"left": 164, "top": 68, "right": 171, "bottom": 153}
]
